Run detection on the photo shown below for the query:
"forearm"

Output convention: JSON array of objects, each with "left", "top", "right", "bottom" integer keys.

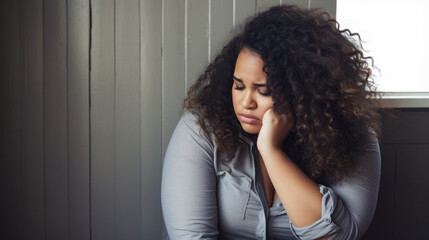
[{"left": 259, "top": 147, "right": 322, "bottom": 228}]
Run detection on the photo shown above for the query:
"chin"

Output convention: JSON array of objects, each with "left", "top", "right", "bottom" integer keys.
[{"left": 241, "top": 124, "right": 261, "bottom": 134}]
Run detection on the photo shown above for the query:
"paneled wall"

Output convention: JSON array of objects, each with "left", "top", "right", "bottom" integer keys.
[
  {"left": 1, "top": 0, "right": 331, "bottom": 239},
  {"left": 362, "top": 109, "right": 429, "bottom": 240},
  {"left": 7, "top": 1, "right": 427, "bottom": 240},
  {"left": 1, "top": 0, "right": 90, "bottom": 239}
]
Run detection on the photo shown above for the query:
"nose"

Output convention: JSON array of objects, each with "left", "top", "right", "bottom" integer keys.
[{"left": 241, "top": 90, "right": 257, "bottom": 109}]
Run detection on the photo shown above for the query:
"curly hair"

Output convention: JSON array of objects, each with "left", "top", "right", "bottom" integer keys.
[{"left": 183, "top": 5, "right": 382, "bottom": 185}]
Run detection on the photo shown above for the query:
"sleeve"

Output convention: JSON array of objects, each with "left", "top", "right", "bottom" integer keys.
[
  {"left": 161, "top": 112, "right": 219, "bottom": 239},
  {"left": 290, "top": 137, "right": 381, "bottom": 240}
]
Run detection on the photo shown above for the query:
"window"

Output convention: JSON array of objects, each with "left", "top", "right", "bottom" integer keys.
[{"left": 337, "top": 0, "right": 429, "bottom": 94}]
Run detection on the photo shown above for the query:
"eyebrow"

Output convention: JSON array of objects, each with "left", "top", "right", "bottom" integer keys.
[{"left": 233, "top": 75, "right": 267, "bottom": 87}]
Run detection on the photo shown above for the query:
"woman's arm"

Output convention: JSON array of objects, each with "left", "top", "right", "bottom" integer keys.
[
  {"left": 161, "top": 112, "right": 218, "bottom": 239},
  {"left": 258, "top": 109, "right": 323, "bottom": 227},
  {"left": 259, "top": 147, "right": 339, "bottom": 240},
  {"left": 258, "top": 109, "right": 381, "bottom": 239},
  {"left": 259, "top": 148, "right": 323, "bottom": 227}
]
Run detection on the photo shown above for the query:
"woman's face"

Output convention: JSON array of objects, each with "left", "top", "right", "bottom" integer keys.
[{"left": 232, "top": 48, "right": 274, "bottom": 134}]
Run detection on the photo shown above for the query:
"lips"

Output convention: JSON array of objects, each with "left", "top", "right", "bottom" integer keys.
[{"left": 238, "top": 113, "right": 259, "bottom": 124}]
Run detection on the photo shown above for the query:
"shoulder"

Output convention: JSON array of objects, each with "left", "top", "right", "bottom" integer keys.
[
  {"left": 180, "top": 110, "right": 202, "bottom": 128},
  {"left": 360, "top": 136, "right": 381, "bottom": 169},
  {"left": 179, "top": 110, "right": 212, "bottom": 135},
  {"left": 330, "top": 135, "right": 381, "bottom": 193},
  {"left": 163, "top": 111, "right": 217, "bottom": 173},
  {"left": 171, "top": 110, "right": 216, "bottom": 149}
]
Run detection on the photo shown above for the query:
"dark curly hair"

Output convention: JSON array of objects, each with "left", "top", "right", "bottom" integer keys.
[{"left": 183, "top": 5, "right": 382, "bottom": 185}]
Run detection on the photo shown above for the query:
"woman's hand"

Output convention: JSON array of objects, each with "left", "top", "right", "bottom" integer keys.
[{"left": 257, "top": 109, "right": 293, "bottom": 152}]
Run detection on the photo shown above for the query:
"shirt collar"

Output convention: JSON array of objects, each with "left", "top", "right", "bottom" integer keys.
[{"left": 238, "top": 129, "right": 256, "bottom": 146}]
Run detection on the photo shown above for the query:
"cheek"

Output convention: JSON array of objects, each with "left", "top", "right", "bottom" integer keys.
[
  {"left": 231, "top": 90, "right": 237, "bottom": 110},
  {"left": 260, "top": 98, "right": 274, "bottom": 111},
  {"left": 231, "top": 89, "right": 239, "bottom": 109}
]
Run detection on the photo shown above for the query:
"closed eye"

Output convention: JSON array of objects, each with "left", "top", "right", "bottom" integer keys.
[
  {"left": 258, "top": 89, "right": 271, "bottom": 96},
  {"left": 233, "top": 75, "right": 271, "bottom": 96},
  {"left": 233, "top": 79, "right": 245, "bottom": 90}
]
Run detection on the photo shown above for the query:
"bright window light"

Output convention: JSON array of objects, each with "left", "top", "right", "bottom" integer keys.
[{"left": 337, "top": 0, "right": 429, "bottom": 92}]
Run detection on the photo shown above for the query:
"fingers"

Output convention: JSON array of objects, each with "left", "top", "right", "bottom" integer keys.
[
  {"left": 263, "top": 108, "right": 287, "bottom": 124},
  {"left": 258, "top": 109, "right": 291, "bottom": 149}
]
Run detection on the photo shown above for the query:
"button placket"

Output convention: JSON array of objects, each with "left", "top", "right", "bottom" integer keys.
[{"left": 251, "top": 143, "right": 269, "bottom": 240}]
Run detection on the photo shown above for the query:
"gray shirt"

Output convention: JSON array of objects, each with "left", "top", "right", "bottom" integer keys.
[{"left": 161, "top": 112, "right": 381, "bottom": 240}]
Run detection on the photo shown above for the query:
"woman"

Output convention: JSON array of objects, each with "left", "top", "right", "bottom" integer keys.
[{"left": 162, "top": 5, "right": 381, "bottom": 240}]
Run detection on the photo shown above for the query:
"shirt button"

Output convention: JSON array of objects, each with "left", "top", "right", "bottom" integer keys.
[{"left": 325, "top": 218, "right": 332, "bottom": 224}]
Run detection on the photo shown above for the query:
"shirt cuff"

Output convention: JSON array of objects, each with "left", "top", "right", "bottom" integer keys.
[{"left": 290, "top": 185, "right": 340, "bottom": 240}]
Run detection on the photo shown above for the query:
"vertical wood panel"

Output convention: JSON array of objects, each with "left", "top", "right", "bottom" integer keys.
[
  {"left": 20, "top": 0, "right": 46, "bottom": 239},
  {"left": 187, "top": 0, "right": 209, "bottom": 88},
  {"left": 162, "top": 0, "right": 186, "bottom": 155},
  {"left": 43, "top": 0, "right": 69, "bottom": 239},
  {"left": 361, "top": 145, "right": 396, "bottom": 240},
  {"left": 395, "top": 145, "right": 429, "bottom": 240},
  {"left": 283, "top": 0, "right": 309, "bottom": 9},
  {"left": 211, "top": 0, "right": 233, "bottom": 60},
  {"left": 91, "top": 0, "right": 116, "bottom": 239},
  {"left": 309, "top": 0, "right": 336, "bottom": 16},
  {"left": 162, "top": 1, "right": 186, "bottom": 236},
  {"left": 0, "top": 0, "right": 22, "bottom": 239},
  {"left": 381, "top": 110, "right": 429, "bottom": 144},
  {"left": 115, "top": 0, "right": 141, "bottom": 239},
  {"left": 235, "top": 0, "right": 256, "bottom": 27},
  {"left": 256, "top": 0, "right": 280, "bottom": 12},
  {"left": 140, "top": 0, "right": 163, "bottom": 238},
  {"left": 68, "top": 0, "right": 90, "bottom": 239}
]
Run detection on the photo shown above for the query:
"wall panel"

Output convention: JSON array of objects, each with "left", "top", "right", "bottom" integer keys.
[
  {"left": 0, "top": 0, "right": 22, "bottom": 239},
  {"left": 90, "top": 0, "right": 116, "bottom": 239},
  {"left": 310, "top": 0, "right": 336, "bottom": 15},
  {"left": 20, "top": 0, "right": 46, "bottom": 239},
  {"left": 67, "top": 0, "right": 90, "bottom": 239},
  {"left": 283, "top": 0, "right": 309, "bottom": 9},
  {"left": 256, "top": 0, "right": 280, "bottom": 12},
  {"left": 162, "top": 0, "right": 186, "bottom": 156},
  {"left": 115, "top": 0, "right": 142, "bottom": 238},
  {"left": 382, "top": 110, "right": 429, "bottom": 144},
  {"left": 43, "top": 0, "right": 69, "bottom": 239},
  {"left": 211, "top": 0, "right": 234, "bottom": 60},
  {"left": 235, "top": 0, "right": 256, "bottom": 27},
  {"left": 186, "top": 0, "right": 209, "bottom": 88},
  {"left": 395, "top": 145, "right": 429, "bottom": 240},
  {"left": 140, "top": 0, "right": 163, "bottom": 238}
]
